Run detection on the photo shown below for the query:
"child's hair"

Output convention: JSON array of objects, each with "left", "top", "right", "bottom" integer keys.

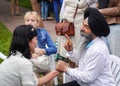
[{"left": 24, "top": 11, "right": 44, "bottom": 28}]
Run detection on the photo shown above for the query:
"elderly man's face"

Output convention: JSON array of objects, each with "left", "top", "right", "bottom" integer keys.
[{"left": 80, "top": 18, "right": 93, "bottom": 41}]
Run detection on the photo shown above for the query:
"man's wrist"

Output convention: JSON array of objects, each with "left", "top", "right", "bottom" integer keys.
[{"left": 65, "top": 67, "right": 70, "bottom": 74}]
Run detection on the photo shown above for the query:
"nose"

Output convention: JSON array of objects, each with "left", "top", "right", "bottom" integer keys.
[
  {"left": 80, "top": 25, "right": 84, "bottom": 30},
  {"left": 28, "top": 21, "right": 32, "bottom": 25}
]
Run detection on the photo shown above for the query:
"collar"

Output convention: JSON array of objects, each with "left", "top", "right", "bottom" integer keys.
[
  {"left": 85, "top": 40, "right": 93, "bottom": 49},
  {"left": 85, "top": 37, "right": 100, "bottom": 49}
]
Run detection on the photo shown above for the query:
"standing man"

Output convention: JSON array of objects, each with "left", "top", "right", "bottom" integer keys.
[
  {"left": 30, "top": 0, "right": 44, "bottom": 28},
  {"left": 56, "top": 8, "right": 115, "bottom": 86},
  {"left": 52, "top": 0, "right": 63, "bottom": 23},
  {"left": 98, "top": 0, "right": 120, "bottom": 57}
]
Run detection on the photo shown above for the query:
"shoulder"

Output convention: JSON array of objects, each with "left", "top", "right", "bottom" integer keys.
[
  {"left": 13, "top": 52, "right": 33, "bottom": 66},
  {"left": 89, "top": 38, "right": 109, "bottom": 55}
]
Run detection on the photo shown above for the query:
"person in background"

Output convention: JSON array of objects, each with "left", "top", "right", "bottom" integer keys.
[
  {"left": 58, "top": 0, "right": 88, "bottom": 69},
  {"left": 10, "top": 0, "right": 21, "bottom": 16},
  {"left": 24, "top": 11, "right": 57, "bottom": 86},
  {"left": 0, "top": 25, "right": 60, "bottom": 86},
  {"left": 52, "top": 0, "right": 63, "bottom": 23},
  {"left": 47, "top": 0, "right": 54, "bottom": 20},
  {"left": 30, "top": 0, "right": 44, "bottom": 28},
  {"left": 98, "top": 0, "right": 120, "bottom": 58},
  {"left": 56, "top": 7, "right": 115, "bottom": 86},
  {"left": 41, "top": 0, "right": 49, "bottom": 20},
  {"left": 59, "top": 0, "right": 98, "bottom": 59}
]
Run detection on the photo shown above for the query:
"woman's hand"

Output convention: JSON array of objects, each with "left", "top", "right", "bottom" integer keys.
[{"left": 35, "top": 48, "right": 46, "bottom": 56}]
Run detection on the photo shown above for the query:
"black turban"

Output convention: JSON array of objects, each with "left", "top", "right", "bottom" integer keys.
[{"left": 84, "top": 7, "right": 110, "bottom": 37}]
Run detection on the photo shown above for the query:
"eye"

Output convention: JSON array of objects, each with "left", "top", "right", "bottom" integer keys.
[{"left": 26, "top": 19, "right": 29, "bottom": 22}]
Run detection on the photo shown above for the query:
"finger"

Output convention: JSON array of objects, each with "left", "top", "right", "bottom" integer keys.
[{"left": 65, "top": 34, "right": 71, "bottom": 42}]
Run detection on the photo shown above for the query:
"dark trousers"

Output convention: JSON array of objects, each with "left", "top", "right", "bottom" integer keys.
[{"left": 56, "top": 81, "right": 80, "bottom": 86}]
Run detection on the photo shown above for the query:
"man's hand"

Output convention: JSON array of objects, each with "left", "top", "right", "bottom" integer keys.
[
  {"left": 64, "top": 34, "right": 73, "bottom": 51},
  {"left": 56, "top": 60, "right": 69, "bottom": 72}
]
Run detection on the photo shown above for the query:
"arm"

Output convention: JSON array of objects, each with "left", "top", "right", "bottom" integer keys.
[
  {"left": 56, "top": 52, "right": 106, "bottom": 83},
  {"left": 100, "top": 7, "right": 120, "bottom": 16},
  {"left": 67, "top": 53, "right": 106, "bottom": 83},
  {"left": 37, "top": 70, "right": 60, "bottom": 86},
  {"left": 45, "top": 31, "right": 57, "bottom": 55},
  {"left": 64, "top": 34, "right": 79, "bottom": 63}
]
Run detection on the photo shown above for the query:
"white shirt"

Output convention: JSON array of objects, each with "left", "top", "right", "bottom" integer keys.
[
  {"left": 66, "top": 37, "right": 115, "bottom": 86},
  {"left": 0, "top": 51, "right": 38, "bottom": 86}
]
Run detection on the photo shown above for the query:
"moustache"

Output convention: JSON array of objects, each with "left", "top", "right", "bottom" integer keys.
[{"left": 80, "top": 30, "right": 93, "bottom": 42}]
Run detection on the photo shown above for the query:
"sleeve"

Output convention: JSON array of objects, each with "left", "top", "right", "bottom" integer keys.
[
  {"left": 100, "top": 6, "right": 120, "bottom": 16},
  {"left": 20, "top": 61, "right": 38, "bottom": 86},
  {"left": 66, "top": 52, "right": 106, "bottom": 83},
  {"left": 66, "top": 49, "right": 79, "bottom": 64},
  {"left": 45, "top": 31, "right": 57, "bottom": 55}
]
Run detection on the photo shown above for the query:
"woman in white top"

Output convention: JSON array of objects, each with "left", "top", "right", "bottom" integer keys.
[{"left": 0, "top": 25, "right": 60, "bottom": 86}]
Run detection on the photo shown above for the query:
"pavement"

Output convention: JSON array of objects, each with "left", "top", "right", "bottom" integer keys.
[{"left": 0, "top": 0, "right": 57, "bottom": 41}]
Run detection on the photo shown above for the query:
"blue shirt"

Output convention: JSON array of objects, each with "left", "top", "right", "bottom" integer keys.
[{"left": 37, "top": 28, "right": 57, "bottom": 55}]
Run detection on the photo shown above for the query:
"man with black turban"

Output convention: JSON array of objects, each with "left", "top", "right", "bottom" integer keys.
[{"left": 55, "top": 8, "right": 115, "bottom": 86}]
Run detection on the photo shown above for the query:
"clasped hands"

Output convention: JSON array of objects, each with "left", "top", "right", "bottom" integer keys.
[
  {"left": 56, "top": 34, "right": 73, "bottom": 72},
  {"left": 32, "top": 48, "right": 46, "bottom": 58}
]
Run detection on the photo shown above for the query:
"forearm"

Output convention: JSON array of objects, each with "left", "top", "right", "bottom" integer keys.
[
  {"left": 100, "top": 7, "right": 120, "bottom": 16},
  {"left": 37, "top": 70, "right": 59, "bottom": 86},
  {"left": 45, "top": 46, "right": 57, "bottom": 55},
  {"left": 66, "top": 49, "right": 78, "bottom": 64}
]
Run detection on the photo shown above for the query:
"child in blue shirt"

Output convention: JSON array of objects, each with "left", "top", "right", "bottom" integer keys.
[{"left": 24, "top": 11, "right": 57, "bottom": 86}]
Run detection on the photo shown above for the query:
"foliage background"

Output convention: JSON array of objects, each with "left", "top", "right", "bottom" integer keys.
[
  {"left": 0, "top": 22, "right": 12, "bottom": 62},
  {"left": 0, "top": 0, "right": 32, "bottom": 63}
]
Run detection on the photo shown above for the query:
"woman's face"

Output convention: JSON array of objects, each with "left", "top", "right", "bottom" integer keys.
[
  {"left": 29, "top": 36, "right": 38, "bottom": 53},
  {"left": 25, "top": 15, "right": 39, "bottom": 28}
]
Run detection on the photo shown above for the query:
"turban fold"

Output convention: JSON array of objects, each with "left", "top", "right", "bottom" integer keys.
[{"left": 84, "top": 7, "right": 110, "bottom": 37}]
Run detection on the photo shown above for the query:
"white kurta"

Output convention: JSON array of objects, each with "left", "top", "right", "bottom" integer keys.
[{"left": 66, "top": 37, "right": 115, "bottom": 86}]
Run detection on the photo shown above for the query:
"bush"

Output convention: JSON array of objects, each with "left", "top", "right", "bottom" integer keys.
[
  {"left": 0, "top": 22, "right": 12, "bottom": 56},
  {"left": 6, "top": 0, "right": 32, "bottom": 10},
  {"left": 19, "top": 0, "right": 32, "bottom": 10}
]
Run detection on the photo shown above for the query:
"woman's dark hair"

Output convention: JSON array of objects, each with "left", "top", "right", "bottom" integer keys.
[{"left": 8, "top": 25, "right": 37, "bottom": 59}]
